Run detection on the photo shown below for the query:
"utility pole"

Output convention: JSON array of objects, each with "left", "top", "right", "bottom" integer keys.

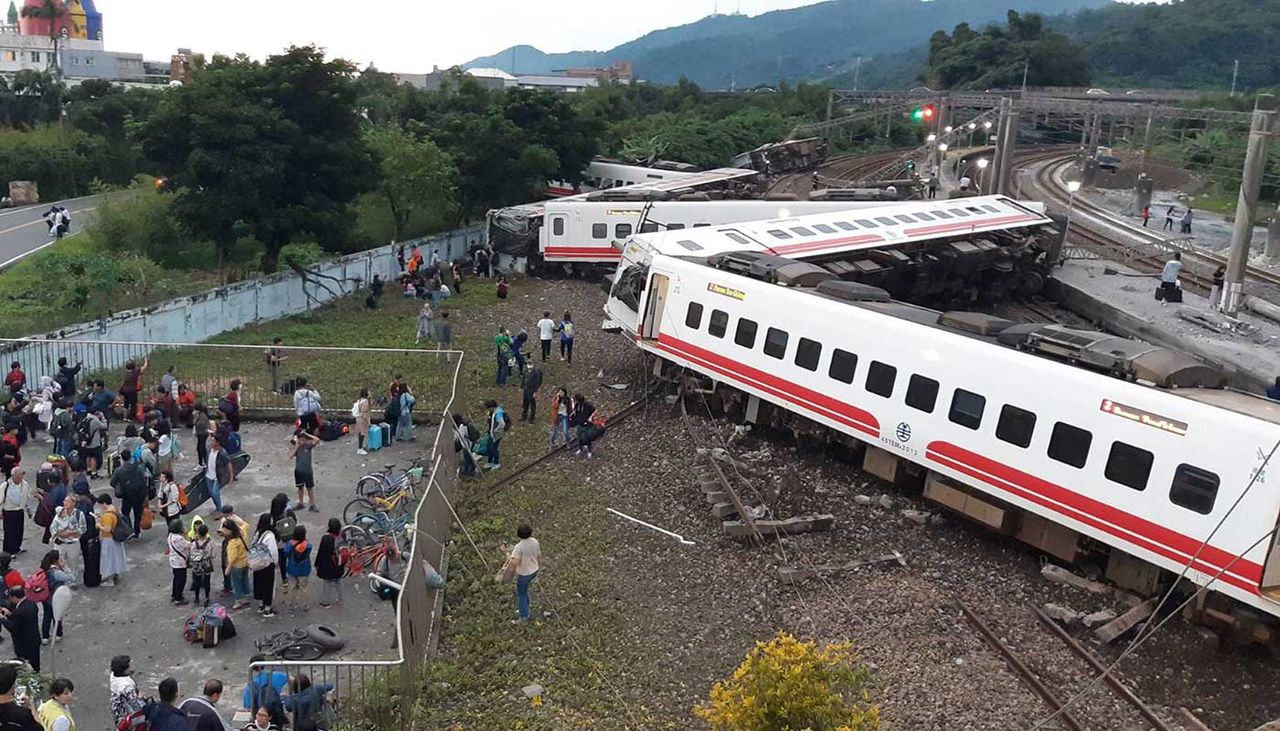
[
  {"left": 1222, "top": 93, "right": 1276, "bottom": 316},
  {"left": 933, "top": 101, "right": 948, "bottom": 174},
  {"left": 824, "top": 90, "right": 834, "bottom": 144},
  {"left": 1020, "top": 59, "right": 1029, "bottom": 95},
  {"left": 1138, "top": 113, "right": 1153, "bottom": 177},
  {"left": 991, "top": 98, "right": 1009, "bottom": 190},
  {"left": 852, "top": 56, "right": 862, "bottom": 92},
  {"left": 996, "top": 100, "right": 1019, "bottom": 196},
  {"left": 1230, "top": 59, "right": 1239, "bottom": 97}
]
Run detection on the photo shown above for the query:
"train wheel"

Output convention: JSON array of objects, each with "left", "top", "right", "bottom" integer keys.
[{"left": 1016, "top": 269, "right": 1046, "bottom": 295}]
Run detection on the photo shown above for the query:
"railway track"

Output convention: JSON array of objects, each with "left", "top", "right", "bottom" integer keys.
[
  {"left": 768, "top": 149, "right": 908, "bottom": 198},
  {"left": 959, "top": 600, "right": 1178, "bottom": 731}
]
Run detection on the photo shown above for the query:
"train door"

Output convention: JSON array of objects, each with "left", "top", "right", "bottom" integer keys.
[
  {"left": 544, "top": 215, "right": 567, "bottom": 255},
  {"left": 641, "top": 274, "right": 670, "bottom": 340}
]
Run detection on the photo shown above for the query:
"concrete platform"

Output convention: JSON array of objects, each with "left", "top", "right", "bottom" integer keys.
[{"left": 1050, "top": 258, "right": 1280, "bottom": 393}]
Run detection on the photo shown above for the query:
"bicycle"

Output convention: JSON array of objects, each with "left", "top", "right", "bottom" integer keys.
[
  {"left": 356, "top": 458, "right": 426, "bottom": 498},
  {"left": 339, "top": 529, "right": 404, "bottom": 583},
  {"left": 343, "top": 484, "right": 416, "bottom": 525},
  {"left": 344, "top": 508, "right": 415, "bottom": 554},
  {"left": 254, "top": 629, "right": 328, "bottom": 661}
]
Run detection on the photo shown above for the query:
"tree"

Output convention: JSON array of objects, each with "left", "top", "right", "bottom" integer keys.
[
  {"left": 924, "top": 11, "right": 1089, "bottom": 90},
  {"left": 19, "top": 0, "right": 67, "bottom": 76},
  {"left": 362, "top": 124, "right": 458, "bottom": 241}
]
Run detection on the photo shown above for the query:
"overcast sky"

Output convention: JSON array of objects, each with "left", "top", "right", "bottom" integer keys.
[{"left": 102, "top": 0, "right": 829, "bottom": 71}]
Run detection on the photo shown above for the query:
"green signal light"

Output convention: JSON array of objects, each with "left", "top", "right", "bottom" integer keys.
[{"left": 912, "top": 108, "right": 924, "bottom": 121}]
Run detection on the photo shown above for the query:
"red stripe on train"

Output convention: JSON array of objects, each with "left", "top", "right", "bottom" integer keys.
[
  {"left": 925, "top": 441, "right": 1262, "bottom": 592},
  {"left": 654, "top": 334, "right": 880, "bottom": 438},
  {"left": 543, "top": 247, "right": 622, "bottom": 259},
  {"left": 903, "top": 213, "right": 1040, "bottom": 237},
  {"left": 770, "top": 233, "right": 885, "bottom": 256}
]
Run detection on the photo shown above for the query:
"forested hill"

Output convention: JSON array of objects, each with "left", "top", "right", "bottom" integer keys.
[{"left": 461, "top": 0, "right": 1109, "bottom": 89}]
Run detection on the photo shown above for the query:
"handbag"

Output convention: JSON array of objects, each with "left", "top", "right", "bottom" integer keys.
[
  {"left": 494, "top": 555, "right": 517, "bottom": 583},
  {"left": 248, "top": 538, "right": 273, "bottom": 571},
  {"left": 140, "top": 504, "right": 154, "bottom": 530}
]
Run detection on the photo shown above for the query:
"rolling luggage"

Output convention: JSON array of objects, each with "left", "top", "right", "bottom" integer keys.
[
  {"left": 379, "top": 422, "right": 391, "bottom": 445},
  {"left": 1165, "top": 286, "right": 1183, "bottom": 303},
  {"left": 367, "top": 423, "right": 383, "bottom": 451}
]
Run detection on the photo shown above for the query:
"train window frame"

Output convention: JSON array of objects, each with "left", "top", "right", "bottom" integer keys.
[
  {"left": 734, "top": 318, "right": 758, "bottom": 349},
  {"left": 894, "top": 215, "right": 915, "bottom": 224},
  {"left": 726, "top": 232, "right": 750, "bottom": 245},
  {"left": 1169, "top": 464, "right": 1220, "bottom": 515},
  {"left": 875, "top": 217, "right": 897, "bottom": 226},
  {"left": 965, "top": 206, "right": 984, "bottom": 214},
  {"left": 950, "top": 389, "right": 987, "bottom": 430},
  {"left": 685, "top": 302, "right": 704, "bottom": 329},
  {"left": 768, "top": 229, "right": 793, "bottom": 240},
  {"left": 1048, "top": 421, "right": 1093, "bottom": 469},
  {"left": 763, "top": 327, "right": 789, "bottom": 359},
  {"left": 677, "top": 240, "right": 704, "bottom": 252},
  {"left": 1104, "top": 441, "right": 1154, "bottom": 491},
  {"left": 933, "top": 210, "right": 953, "bottom": 219},
  {"left": 708, "top": 310, "right": 728, "bottom": 338},
  {"left": 668, "top": 223, "right": 686, "bottom": 230},
  {"left": 552, "top": 218, "right": 565, "bottom": 236},
  {"left": 790, "top": 226, "right": 815, "bottom": 237},
  {"left": 829, "top": 349, "right": 858, "bottom": 384},
  {"left": 865, "top": 360, "right": 897, "bottom": 398},
  {"left": 996, "top": 404, "right": 1036, "bottom": 448},
  {"left": 615, "top": 223, "right": 633, "bottom": 239},
  {"left": 905, "top": 375, "right": 940, "bottom": 413},
  {"left": 835, "top": 222, "right": 857, "bottom": 231},
  {"left": 856, "top": 219, "right": 877, "bottom": 228},
  {"left": 813, "top": 224, "right": 836, "bottom": 234},
  {"left": 795, "top": 338, "right": 821, "bottom": 371},
  {"left": 639, "top": 221, "right": 660, "bottom": 234},
  {"left": 592, "top": 223, "right": 608, "bottom": 239}
]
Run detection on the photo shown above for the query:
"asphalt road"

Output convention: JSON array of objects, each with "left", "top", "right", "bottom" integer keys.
[{"left": 0, "top": 194, "right": 106, "bottom": 268}]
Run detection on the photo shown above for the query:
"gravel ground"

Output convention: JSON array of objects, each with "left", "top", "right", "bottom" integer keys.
[{"left": 449, "top": 274, "right": 1280, "bottom": 730}]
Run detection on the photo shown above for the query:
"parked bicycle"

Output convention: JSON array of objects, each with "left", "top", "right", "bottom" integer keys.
[
  {"left": 343, "top": 484, "right": 416, "bottom": 526},
  {"left": 356, "top": 457, "right": 426, "bottom": 498}
]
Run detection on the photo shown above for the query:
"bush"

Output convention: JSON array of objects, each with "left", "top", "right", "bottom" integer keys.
[
  {"left": 0, "top": 125, "right": 103, "bottom": 200},
  {"left": 86, "top": 180, "right": 215, "bottom": 270},
  {"left": 694, "top": 631, "right": 880, "bottom": 731}
]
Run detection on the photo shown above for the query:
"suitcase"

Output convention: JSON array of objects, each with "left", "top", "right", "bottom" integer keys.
[
  {"left": 367, "top": 423, "right": 383, "bottom": 451},
  {"left": 378, "top": 423, "right": 391, "bottom": 448},
  {"left": 1166, "top": 286, "right": 1183, "bottom": 303}
]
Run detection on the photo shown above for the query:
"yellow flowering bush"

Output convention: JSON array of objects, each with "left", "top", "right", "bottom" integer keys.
[{"left": 694, "top": 631, "right": 881, "bottom": 731}]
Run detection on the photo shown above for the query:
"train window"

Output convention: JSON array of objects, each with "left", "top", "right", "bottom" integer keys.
[
  {"left": 790, "top": 227, "right": 815, "bottom": 236},
  {"left": 1048, "top": 422, "right": 1092, "bottom": 469},
  {"left": 1169, "top": 464, "right": 1220, "bottom": 515},
  {"left": 668, "top": 223, "right": 686, "bottom": 230},
  {"left": 694, "top": 223, "right": 710, "bottom": 228},
  {"left": 1105, "top": 442, "right": 1154, "bottom": 491},
  {"left": 763, "top": 327, "right": 788, "bottom": 359},
  {"left": 640, "top": 222, "right": 660, "bottom": 234},
  {"left": 795, "top": 338, "right": 821, "bottom": 371},
  {"left": 835, "top": 222, "right": 857, "bottom": 231},
  {"left": 865, "top": 361, "right": 897, "bottom": 398},
  {"left": 915, "top": 212, "right": 935, "bottom": 221},
  {"left": 735, "top": 318, "right": 758, "bottom": 348},
  {"left": 828, "top": 349, "right": 858, "bottom": 384},
  {"left": 996, "top": 405, "right": 1036, "bottom": 448},
  {"left": 552, "top": 218, "right": 565, "bottom": 236},
  {"left": 685, "top": 302, "right": 704, "bottom": 329},
  {"left": 982, "top": 205, "right": 1000, "bottom": 213},
  {"left": 646, "top": 174, "right": 662, "bottom": 179},
  {"left": 906, "top": 375, "right": 939, "bottom": 413},
  {"left": 966, "top": 207, "right": 983, "bottom": 214},
  {"left": 875, "top": 217, "right": 897, "bottom": 226},
  {"left": 950, "top": 209, "right": 969, "bottom": 217},
  {"left": 856, "top": 220, "right": 877, "bottom": 228},
  {"left": 726, "top": 233, "right": 751, "bottom": 244},
  {"left": 592, "top": 224, "right": 608, "bottom": 239},
  {"left": 950, "top": 389, "right": 986, "bottom": 430},
  {"left": 678, "top": 240, "right": 704, "bottom": 252},
  {"left": 894, "top": 215, "right": 915, "bottom": 224},
  {"left": 615, "top": 224, "right": 633, "bottom": 238},
  {"left": 933, "top": 211, "right": 953, "bottom": 219},
  {"left": 768, "top": 229, "right": 793, "bottom": 240},
  {"left": 813, "top": 224, "right": 836, "bottom": 234},
  {"left": 708, "top": 310, "right": 728, "bottom": 338}
]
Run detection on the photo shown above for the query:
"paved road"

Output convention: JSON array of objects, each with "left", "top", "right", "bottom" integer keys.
[{"left": 0, "top": 194, "right": 106, "bottom": 268}]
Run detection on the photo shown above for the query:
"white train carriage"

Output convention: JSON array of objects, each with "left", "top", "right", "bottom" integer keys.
[
  {"left": 607, "top": 248, "right": 1280, "bottom": 620},
  {"left": 546, "top": 159, "right": 699, "bottom": 197}
]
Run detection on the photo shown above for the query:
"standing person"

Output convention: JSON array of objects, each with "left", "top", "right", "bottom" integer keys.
[
  {"left": 496, "top": 276, "right": 509, "bottom": 300},
  {"left": 81, "top": 409, "right": 107, "bottom": 479},
  {"left": 1160, "top": 252, "right": 1183, "bottom": 305},
  {"left": 35, "top": 678, "right": 74, "bottom": 731},
  {"left": 1210, "top": 265, "right": 1226, "bottom": 310},
  {"left": 110, "top": 452, "right": 147, "bottom": 541},
  {"left": 396, "top": 385, "right": 416, "bottom": 443},
  {"left": 268, "top": 494, "right": 296, "bottom": 589},
  {"left": 193, "top": 404, "right": 211, "bottom": 468},
  {"left": 494, "top": 328, "right": 512, "bottom": 387},
  {"left": 164, "top": 519, "right": 191, "bottom": 606},
  {"left": 0, "top": 428, "right": 17, "bottom": 480},
  {"left": 0, "top": 663, "right": 39, "bottom": 729},
  {"left": 220, "top": 380, "right": 242, "bottom": 433},
  {"left": 510, "top": 330, "right": 529, "bottom": 387},
  {"left": 502, "top": 524, "right": 541, "bottom": 623},
  {"left": 1163, "top": 205, "right": 1176, "bottom": 231},
  {"left": 556, "top": 311, "right": 575, "bottom": 364},
  {"left": 217, "top": 505, "right": 250, "bottom": 599},
  {"left": 289, "top": 431, "right": 320, "bottom": 513},
  {"left": 119, "top": 358, "right": 147, "bottom": 423},
  {"left": 95, "top": 494, "right": 128, "bottom": 586},
  {"left": 205, "top": 435, "right": 232, "bottom": 515},
  {"left": 1181, "top": 207, "right": 1193, "bottom": 234},
  {"left": 415, "top": 301, "right": 434, "bottom": 345},
  {"left": 282, "top": 526, "right": 311, "bottom": 610},
  {"left": 1, "top": 468, "right": 32, "bottom": 555},
  {"left": 521, "top": 365, "right": 542, "bottom": 423},
  {"left": 926, "top": 173, "right": 939, "bottom": 200},
  {"left": 264, "top": 338, "right": 286, "bottom": 395},
  {"left": 34, "top": 550, "right": 71, "bottom": 643},
  {"left": 484, "top": 400, "right": 507, "bottom": 471},
  {"left": 536, "top": 311, "right": 555, "bottom": 362},
  {"left": 4, "top": 363, "right": 24, "bottom": 393},
  {"left": 48, "top": 400, "right": 73, "bottom": 459},
  {"left": 438, "top": 310, "right": 454, "bottom": 356},
  {"left": 396, "top": 245, "right": 406, "bottom": 272},
  {"left": 157, "top": 470, "right": 182, "bottom": 525},
  {"left": 109, "top": 655, "right": 142, "bottom": 727},
  {"left": 430, "top": 248, "right": 441, "bottom": 269},
  {"left": 188, "top": 523, "right": 214, "bottom": 607},
  {"left": 222, "top": 519, "right": 251, "bottom": 611},
  {"left": 547, "top": 387, "right": 570, "bottom": 448},
  {"left": 453, "top": 414, "right": 478, "bottom": 479},
  {"left": 1141, "top": 205, "right": 1151, "bottom": 227},
  {"left": 292, "top": 380, "right": 321, "bottom": 434},
  {"left": 145, "top": 678, "right": 187, "bottom": 731},
  {"left": 0, "top": 587, "right": 39, "bottom": 671},
  {"left": 282, "top": 674, "right": 334, "bottom": 729},
  {"left": 54, "top": 358, "right": 81, "bottom": 398},
  {"left": 251, "top": 514, "right": 278, "bottom": 618},
  {"left": 315, "top": 518, "right": 343, "bottom": 609},
  {"left": 352, "top": 388, "right": 371, "bottom": 456},
  {"left": 49, "top": 495, "right": 84, "bottom": 578},
  {"left": 159, "top": 366, "right": 178, "bottom": 403},
  {"left": 179, "top": 680, "right": 228, "bottom": 731}
]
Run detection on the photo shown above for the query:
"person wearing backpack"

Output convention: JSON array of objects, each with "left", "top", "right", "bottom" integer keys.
[
  {"left": 48, "top": 402, "right": 73, "bottom": 459},
  {"left": 33, "top": 550, "right": 70, "bottom": 643},
  {"left": 188, "top": 523, "right": 214, "bottom": 607},
  {"left": 109, "top": 655, "right": 143, "bottom": 728},
  {"left": 0, "top": 468, "right": 33, "bottom": 555},
  {"left": 156, "top": 470, "right": 184, "bottom": 525},
  {"left": 164, "top": 519, "right": 191, "bottom": 606},
  {"left": 110, "top": 451, "right": 148, "bottom": 541},
  {"left": 282, "top": 526, "right": 312, "bottom": 611},
  {"left": 249, "top": 514, "right": 278, "bottom": 618},
  {"left": 94, "top": 493, "right": 129, "bottom": 587},
  {"left": 452, "top": 414, "right": 478, "bottom": 478},
  {"left": 352, "top": 388, "right": 371, "bottom": 456},
  {"left": 0, "top": 586, "right": 40, "bottom": 671},
  {"left": 484, "top": 400, "right": 507, "bottom": 471},
  {"left": 395, "top": 386, "right": 416, "bottom": 443},
  {"left": 555, "top": 310, "right": 575, "bottom": 364}
]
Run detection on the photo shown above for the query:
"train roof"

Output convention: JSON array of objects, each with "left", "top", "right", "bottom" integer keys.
[{"left": 627, "top": 194, "right": 1053, "bottom": 262}]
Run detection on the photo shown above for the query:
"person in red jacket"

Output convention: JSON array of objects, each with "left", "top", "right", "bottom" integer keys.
[{"left": 4, "top": 363, "right": 23, "bottom": 394}]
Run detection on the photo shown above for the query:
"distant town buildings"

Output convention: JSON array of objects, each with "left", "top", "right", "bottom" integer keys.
[{"left": 401, "top": 60, "right": 635, "bottom": 94}]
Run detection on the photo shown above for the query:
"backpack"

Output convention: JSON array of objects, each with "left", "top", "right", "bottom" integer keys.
[
  {"left": 225, "top": 432, "right": 242, "bottom": 454},
  {"left": 247, "top": 538, "right": 274, "bottom": 572},
  {"left": 49, "top": 410, "right": 73, "bottom": 439},
  {"left": 75, "top": 417, "right": 93, "bottom": 444},
  {"left": 23, "top": 568, "right": 49, "bottom": 603},
  {"left": 115, "top": 707, "right": 148, "bottom": 731},
  {"left": 502, "top": 410, "right": 512, "bottom": 430},
  {"left": 189, "top": 539, "right": 213, "bottom": 574},
  {"left": 350, "top": 401, "right": 361, "bottom": 418},
  {"left": 465, "top": 421, "right": 480, "bottom": 442},
  {"left": 112, "top": 512, "right": 132, "bottom": 542},
  {"left": 217, "top": 397, "right": 235, "bottom": 415},
  {"left": 132, "top": 445, "right": 145, "bottom": 465}
]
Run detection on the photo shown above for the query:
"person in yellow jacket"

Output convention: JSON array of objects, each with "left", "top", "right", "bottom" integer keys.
[{"left": 36, "top": 677, "right": 75, "bottom": 731}]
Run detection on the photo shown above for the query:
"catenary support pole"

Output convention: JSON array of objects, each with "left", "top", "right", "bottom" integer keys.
[
  {"left": 996, "top": 100, "right": 1019, "bottom": 196},
  {"left": 1223, "top": 94, "right": 1276, "bottom": 315}
]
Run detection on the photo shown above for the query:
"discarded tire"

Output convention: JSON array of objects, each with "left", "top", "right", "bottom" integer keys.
[{"left": 306, "top": 624, "right": 347, "bottom": 651}]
